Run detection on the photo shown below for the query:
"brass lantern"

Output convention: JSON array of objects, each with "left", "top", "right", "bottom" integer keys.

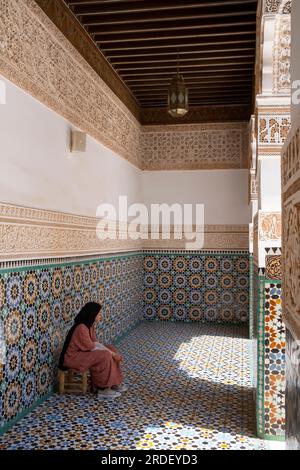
[{"left": 168, "top": 73, "right": 189, "bottom": 117}]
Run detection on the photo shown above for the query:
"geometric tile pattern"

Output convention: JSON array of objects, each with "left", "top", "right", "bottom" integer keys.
[
  {"left": 257, "top": 281, "right": 285, "bottom": 439},
  {"left": 0, "top": 323, "right": 266, "bottom": 450},
  {"left": 264, "top": 283, "right": 285, "bottom": 437},
  {"left": 249, "top": 255, "right": 254, "bottom": 340},
  {"left": 143, "top": 252, "right": 249, "bottom": 324},
  {"left": 0, "top": 254, "right": 142, "bottom": 432}
]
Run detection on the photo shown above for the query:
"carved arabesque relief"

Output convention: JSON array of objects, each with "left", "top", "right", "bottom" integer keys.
[
  {"left": 141, "top": 123, "right": 248, "bottom": 171},
  {"left": 273, "top": 14, "right": 291, "bottom": 94},
  {"left": 282, "top": 127, "right": 300, "bottom": 188},
  {"left": 282, "top": 109, "right": 300, "bottom": 339},
  {"left": 259, "top": 114, "right": 291, "bottom": 146},
  {"left": 259, "top": 213, "right": 282, "bottom": 241},
  {"left": 264, "top": 0, "right": 292, "bottom": 14},
  {"left": 0, "top": 204, "right": 249, "bottom": 261},
  {"left": 283, "top": 202, "right": 300, "bottom": 331}
]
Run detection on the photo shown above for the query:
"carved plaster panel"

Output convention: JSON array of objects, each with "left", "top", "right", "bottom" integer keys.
[
  {"left": 273, "top": 14, "right": 291, "bottom": 94},
  {"left": 282, "top": 119, "right": 300, "bottom": 339},
  {"left": 258, "top": 114, "right": 291, "bottom": 146},
  {"left": 253, "top": 211, "right": 282, "bottom": 268},
  {"left": 0, "top": 204, "right": 249, "bottom": 261},
  {"left": 141, "top": 123, "right": 249, "bottom": 171},
  {"left": 259, "top": 212, "right": 282, "bottom": 241},
  {"left": 264, "top": 0, "right": 292, "bottom": 14}
]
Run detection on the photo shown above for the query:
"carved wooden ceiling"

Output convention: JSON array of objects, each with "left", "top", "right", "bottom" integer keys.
[{"left": 51, "top": 0, "right": 258, "bottom": 123}]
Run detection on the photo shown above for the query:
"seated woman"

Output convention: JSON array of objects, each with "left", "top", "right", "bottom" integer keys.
[{"left": 58, "top": 302, "right": 127, "bottom": 399}]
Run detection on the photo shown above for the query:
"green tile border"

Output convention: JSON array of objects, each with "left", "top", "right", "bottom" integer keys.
[
  {"left": 0, "top": 250, "right": 249, "bottom": 275},
  {"left": 262, "top": 434, "right": 286, "bottom": 442},
  {"left": 0, "top": 252, "right": 143, "bottom": 275}
]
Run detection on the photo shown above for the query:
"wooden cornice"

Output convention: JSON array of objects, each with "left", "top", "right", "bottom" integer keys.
[{"left": 141, "top": 105, "right": 252, "bottom": 125}]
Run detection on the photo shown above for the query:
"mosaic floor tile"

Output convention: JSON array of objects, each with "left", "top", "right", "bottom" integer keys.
[{"left": 0, "top": 322, "right": 267, "bottom": 450}]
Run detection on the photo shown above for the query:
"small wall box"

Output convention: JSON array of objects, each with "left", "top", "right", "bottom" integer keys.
[{"left": 70, "top": 130, "right": 86, "bottom": 153}]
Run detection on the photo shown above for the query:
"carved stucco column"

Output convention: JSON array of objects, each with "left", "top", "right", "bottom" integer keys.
[{"left": 252, "top": 0, "right": 291, "bottom": 440}]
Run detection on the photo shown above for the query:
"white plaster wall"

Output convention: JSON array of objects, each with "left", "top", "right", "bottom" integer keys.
[
  {"left": 0, "top": 76, "right": 142, "bottom": 218},
  {"left": 291, "top": 0, "right": 300, "bottom": 123},
  {"left": 0, "top": 76, "right": 250, "bottom": 226},
  {"left": 258, "top": 157, "right": 281, "bottom": 212},
  {"left": 142, "top": 170, "right": 251, "bottom": 225},
  {"left": 262, "top": 17, "right": 276, "bottom": 96}
]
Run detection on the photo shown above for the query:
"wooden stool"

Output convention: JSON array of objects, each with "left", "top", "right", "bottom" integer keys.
[{"left": 58, "top": 369, "right": 90, "bottom": 394}]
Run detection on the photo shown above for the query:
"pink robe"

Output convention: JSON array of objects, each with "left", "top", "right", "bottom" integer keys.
[{"left": 63, "top": 324, "right": 123, "bottom": 389}]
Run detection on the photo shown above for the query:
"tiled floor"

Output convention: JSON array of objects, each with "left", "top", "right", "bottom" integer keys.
[{"left": 0, "top": 322, "right": 267, "bottom": 450}]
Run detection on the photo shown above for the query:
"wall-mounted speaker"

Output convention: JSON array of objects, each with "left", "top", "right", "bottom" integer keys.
[{"left": 70, "top": 130, "right": 86, "bottom": 153}]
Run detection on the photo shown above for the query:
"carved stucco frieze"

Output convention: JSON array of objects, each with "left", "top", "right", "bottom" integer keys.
[
  {"left": 264, "top": 0, "right": 291, "bottom": 14},
  {"left": 253, "top": 211, "right": 282, "bottom": 268},
  {"left": 141, "top": 123, "right": 249, "bottom": 171},
  {"left": 0, "top": 204, "right": 249, "bottom": 261},
  {"left": 258, "top": 114, "right": 291, "bottom": 146},
  {"left": 265, "top": 0, "right": 282, "bottom": 13},
  {"left": 259, "top": 212, "right": 282, "bottom": 241}
]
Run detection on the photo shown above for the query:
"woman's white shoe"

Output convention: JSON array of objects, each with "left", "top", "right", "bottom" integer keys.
[
  {"left": 97, "top": 388, "right": 121, "bottom": 399},
  {"left": 112, "top": 384, "right": 128, "bottom": 393}
]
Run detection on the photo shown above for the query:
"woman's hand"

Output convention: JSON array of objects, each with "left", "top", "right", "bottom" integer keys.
[{"left": 112, "top": 352, "right": 123, "bottom": 363}]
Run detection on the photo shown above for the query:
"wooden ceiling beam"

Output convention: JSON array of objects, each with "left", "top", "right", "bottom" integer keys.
[
  {"left": 114, "top": 56, "right": 255, "bottom": 71},
  {"left": 102, "top": 36, "right": 256, "bottom": 52},
  {"left": 67, "top": 0, "right": 144, "bottom": 5},
  {"left": 119, "top": 67, "right": 254, "bottom": 78},
  {"left": 135, "top": 90, "right": 252, "bottom": 99},
  {"left": 130, "top": 79, "right": 253, "bottom": 90},
  {"left": 107, "top": 44, "right": 256, "bottom": 60},
  {"left": 139, "top": 99, "right": 251, "bottom": 106},
  {"left": 79, "top": 6, "right": 256, "bottom": 27},
  {"left": 94, "top": 26, "right": 256, "bottom": 44},
  {"left": 134, "top": 87, "right": 253, "bottom": 96},
  {"left": 131, "top": 86, "right": 253, "bottom": 94},
  {"left": 88, "top": 17, "right": 256, "bottom": 35},
  {"left": 69, "top": 0, "right": 257, "bottom": 16},
  {"left": 124, "top": 73, "right": 254, "bottom": 84}
]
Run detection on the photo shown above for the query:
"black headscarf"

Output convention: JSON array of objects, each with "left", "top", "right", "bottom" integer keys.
[{"left": 58, "top": 302, "right": 102, "bottom": 370}]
